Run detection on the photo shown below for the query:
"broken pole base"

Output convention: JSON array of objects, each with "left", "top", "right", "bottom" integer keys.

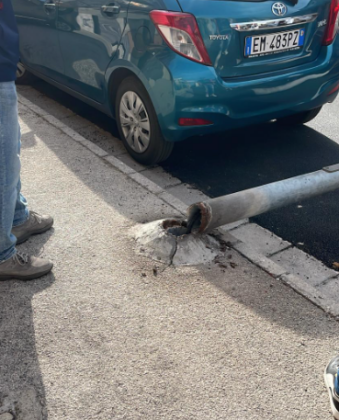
[{"left": 132, "top": 219, "right": 221, "bottom": 266}]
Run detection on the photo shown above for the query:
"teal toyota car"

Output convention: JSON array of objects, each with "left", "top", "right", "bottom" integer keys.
[{"left": 13, "top": 0, "right": 339, "bottom": 164}]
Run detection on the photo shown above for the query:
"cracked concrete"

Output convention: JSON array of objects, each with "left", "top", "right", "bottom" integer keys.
[
  {"left": 133, "top": 220, "right": 178, "bottom": 265},
  {"left": 133, "top": 219, "right": 221, "bottom": 266}
]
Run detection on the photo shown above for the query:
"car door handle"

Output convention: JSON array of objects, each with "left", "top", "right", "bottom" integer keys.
[{"left": 101, "top": 4, "right": 120, "bottom": 16}]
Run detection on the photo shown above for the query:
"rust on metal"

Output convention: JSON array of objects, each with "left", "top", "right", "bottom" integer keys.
[
  {"left": 162, "top": 218, "right": 190, "bottom": 237},
  {"left": 162, "top": 219, "right": 182, "bottom": 230},
  {"left": 185, "top": 164, "right": 339, "bottom": 235},
  {"left": 196, "top": 202, "right": 212, "bottom": 233},
  {"left": 187, "top": 202, "right": 212, "bottom": 234}
]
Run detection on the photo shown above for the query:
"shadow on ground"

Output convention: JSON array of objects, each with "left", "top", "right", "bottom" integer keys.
[{"left": 0, "top": 230, "right": 54, "bottom": 419}]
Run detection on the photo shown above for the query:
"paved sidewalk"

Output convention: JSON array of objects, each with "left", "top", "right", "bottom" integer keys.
[{"left": 0, "top": 101, "right": 339, "bottom": 420}]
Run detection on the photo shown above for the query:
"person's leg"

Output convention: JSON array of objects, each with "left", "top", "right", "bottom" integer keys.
[
  {"left": 0, "top": 82, "right": 53, "bottom": 280},
  {"left": 13, "top": 187, "right": 29, "bottom": 227},
  {"left": 0, "top": 82, "right": 21, "bottom": 263},
  {"left": 13, "top": 124, "right": 29, "bottom": 227},
  {"left": 10, "top": 105, "right": 53, "bottom": 245}
]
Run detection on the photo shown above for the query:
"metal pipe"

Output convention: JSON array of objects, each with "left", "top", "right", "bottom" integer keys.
[{"left": 187, "top": 163, "right": 339, "bottom": 234}]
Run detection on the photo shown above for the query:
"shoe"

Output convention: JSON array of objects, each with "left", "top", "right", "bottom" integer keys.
[
  {"left": 0, "top": 252, "right": 53, "bottom": 281},
  {"left": 12, "top": 211, "right": 54, "bottom": 245},
  {"left": 324, "top": 355, "right": 339, "bottom": 419}
]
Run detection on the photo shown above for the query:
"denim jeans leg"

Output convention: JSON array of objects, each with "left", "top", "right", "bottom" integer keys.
[
  {"left": 13, "top": 181, "right": 29, "bottom": 227},
  {"left": 0, "top": 82, "right": 21, "bottom": 263},
  {"left": 13, "top": 125, "right": 29, "bottom": 227}
]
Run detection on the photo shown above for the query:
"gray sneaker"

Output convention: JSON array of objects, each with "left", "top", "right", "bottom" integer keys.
[
  {"left": 0, "top": 252, "right": 53, "bottom": 281},
  {"left": 12, "top": 211, "right": 54, "bottom": 245}
]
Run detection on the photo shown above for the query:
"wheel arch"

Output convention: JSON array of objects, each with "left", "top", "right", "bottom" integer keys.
[
  {"left": 106, "top": 64, "right": 159, "bottom": 119},
  {"left": 105, "top": 58, "right": 178, "bottom": 142},
  {"left": 109, "top": 67, "right": 174, "bottom": 164}
]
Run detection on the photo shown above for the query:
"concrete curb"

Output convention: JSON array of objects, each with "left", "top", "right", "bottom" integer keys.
[{"left": 18, "top": 93, "right": 339, "bottom": 318}]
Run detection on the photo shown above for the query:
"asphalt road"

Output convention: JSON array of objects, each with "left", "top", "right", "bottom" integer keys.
[{"left": 26, "top": 80, "right": 339, "bottom": 269}]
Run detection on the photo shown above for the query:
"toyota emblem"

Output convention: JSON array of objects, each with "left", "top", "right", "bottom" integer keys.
[{"left": 272, "top": 2, "right": 287, "bottom": 16}]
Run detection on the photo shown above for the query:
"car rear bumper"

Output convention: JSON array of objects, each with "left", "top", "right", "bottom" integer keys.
[{"left": 141, "top": 42, "right": 339, "bottom": 142}]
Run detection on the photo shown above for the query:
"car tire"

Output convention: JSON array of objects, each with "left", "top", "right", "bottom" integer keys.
[
  {"left": 115, "top": 76, "right": 174, "bottom": 165},
  {"left": 276, "top": 106, "right": 322, "bottom": 126},
  {"left": 16, "top": 62, "right": 36, "bottom": 85}
]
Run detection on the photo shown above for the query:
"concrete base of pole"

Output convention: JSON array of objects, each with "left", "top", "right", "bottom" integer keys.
[{"left": 132, "top": 219, "right": 221, "bottom": 266}]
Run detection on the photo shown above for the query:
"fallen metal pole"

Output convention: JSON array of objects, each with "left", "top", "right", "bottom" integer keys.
[{"left": 187, "top": 163, "right": 339, "bottom": 234}]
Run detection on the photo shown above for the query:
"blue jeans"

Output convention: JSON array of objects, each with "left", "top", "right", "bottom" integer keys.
[{"left": 0, "top": 82, "right": 29, "bottom": 263}]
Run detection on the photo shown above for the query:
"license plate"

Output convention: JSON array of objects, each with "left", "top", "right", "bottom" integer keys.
[{"left": 245, "top": 28, "right": 305, "bottom": 57}]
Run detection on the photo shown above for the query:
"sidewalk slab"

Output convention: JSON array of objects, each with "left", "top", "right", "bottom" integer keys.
[
  {"left": 140, "top": 167, "right": 182, "bottom": 189},
  {"left": 166, "top": 183, "right": 210, "bottom": 206},
  {"left": 271, "top": 247, "right": 338, "bottom": 286},
  {"left": 231, "top": 223, "right": 291, "bottom": 257},
  {"left": 317, "top": 276, "right": 339, "bottom": 296}
]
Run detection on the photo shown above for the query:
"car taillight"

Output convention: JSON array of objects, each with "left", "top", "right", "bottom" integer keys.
[
  {"left": 150, "top": 10, "right": 212, "bottom": 66},
  {"left": 323, "top": 0, "right": 339, "bottom": 46}
]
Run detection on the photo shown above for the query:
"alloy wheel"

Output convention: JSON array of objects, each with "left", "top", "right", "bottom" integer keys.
[{"left": 119, "top": 91, "right": 151, "bottom": 153}]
